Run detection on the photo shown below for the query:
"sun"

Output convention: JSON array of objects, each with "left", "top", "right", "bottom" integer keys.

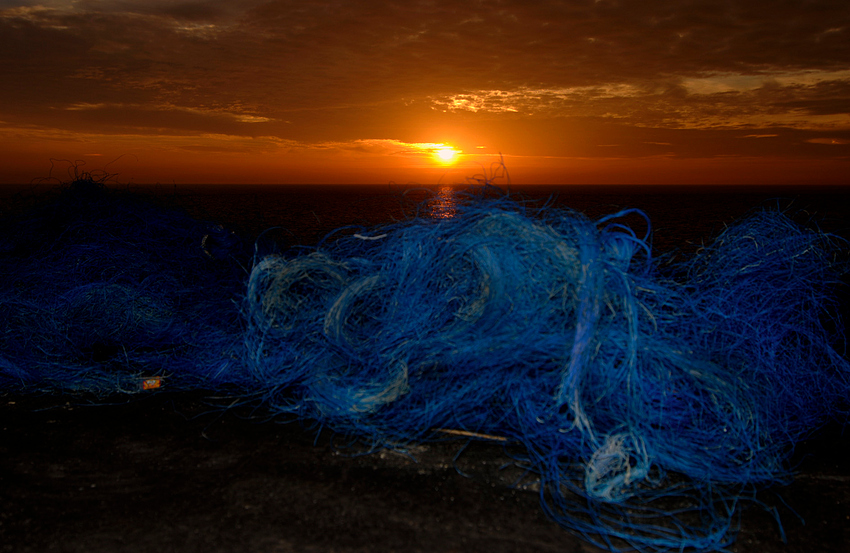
[{"left": 434, "top": 145, "right": 460, "bottom": 164}]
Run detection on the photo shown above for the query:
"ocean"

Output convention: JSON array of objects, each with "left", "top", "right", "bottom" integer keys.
[
  {"left": 3, "top": 181, "right": 848, "bottom": 259},
  {"left": 127, "top": 183, "right": 850, "bottom": 255}
]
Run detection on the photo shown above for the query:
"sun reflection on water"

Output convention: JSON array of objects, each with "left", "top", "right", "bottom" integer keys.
[{"left": 429, "top": 186, "right": 459, "bottom": 219}]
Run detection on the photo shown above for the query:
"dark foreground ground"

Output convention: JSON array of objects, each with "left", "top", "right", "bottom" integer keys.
[{"left": 1, "top": 392, "right": 847, "bottom": 553}]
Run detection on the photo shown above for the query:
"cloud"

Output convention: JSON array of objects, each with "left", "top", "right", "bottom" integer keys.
[
  {"left": 62, "top": 101, "right": 273, "bottom": 124},
  {"left": 289, "top": 139, "right": 459, "bottom": 163},
  {"left": 1, "top": 0, "right": 849, "bottom": 163},
  {"left": 806, "top": 137, "right": 850, "bottom": 145}
]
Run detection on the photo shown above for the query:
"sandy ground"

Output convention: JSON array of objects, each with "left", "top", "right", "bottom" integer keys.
[{"left": 1, "top": 392, "right": 847, "bottom": 553}]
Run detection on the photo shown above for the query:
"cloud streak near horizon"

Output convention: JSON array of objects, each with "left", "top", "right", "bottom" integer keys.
[{"left": 1, "top": 0, "right": 848, "bottom": 183}]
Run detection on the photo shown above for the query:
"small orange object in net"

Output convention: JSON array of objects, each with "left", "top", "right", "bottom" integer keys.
[{"left": 141, "top": 377, "right": 162, "bottom": 390}]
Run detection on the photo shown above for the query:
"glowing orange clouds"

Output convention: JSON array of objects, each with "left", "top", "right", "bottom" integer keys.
[{"left": 2, "top": 3, "right": 849, "bottom": 185}]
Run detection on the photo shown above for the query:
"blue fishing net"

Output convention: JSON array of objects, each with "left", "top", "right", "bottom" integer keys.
[
  {"left": 244, "top": 188, "right": 849, "bottom": 551},
  {"left": 2, "top": 179, "right": 847, "bottom": 552},
  {"left": 0, "top": 178, "right": 250, "bottom": 394}
]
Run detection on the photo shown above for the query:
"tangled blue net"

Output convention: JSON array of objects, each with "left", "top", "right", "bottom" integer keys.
[
  {"left": 2, "top": 178, "right": 848, "bottom": 553},
  {"left": 0, "top": 178, "right": 249, "bottom": 394},
  {"left": 243, "top": 189, "right": 849, "bottom": 550}
]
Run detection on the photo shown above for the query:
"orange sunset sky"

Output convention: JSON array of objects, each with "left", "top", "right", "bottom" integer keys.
[{"left": 1, "top": 1, "right": 849, "bottom": 185}]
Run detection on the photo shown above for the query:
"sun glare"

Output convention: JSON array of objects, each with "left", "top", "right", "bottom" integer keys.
[{"left": 434, "top": 146, "right": 460, "bottom": 164}]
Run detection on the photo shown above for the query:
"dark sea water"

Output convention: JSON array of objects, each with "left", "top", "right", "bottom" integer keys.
[{"left": 3, "top": 183, "right": 849, "bottom": 257}]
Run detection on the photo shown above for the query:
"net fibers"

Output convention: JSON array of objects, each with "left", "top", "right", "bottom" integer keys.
[
  {"left": 2, "top": 183, "right": 848, "bottom": 552},
  {"left": 0, "top": 180, "right": 250, "bottom": 394},
  {"left": 245, "top": 193, "right": 849, "bottom": 552}
]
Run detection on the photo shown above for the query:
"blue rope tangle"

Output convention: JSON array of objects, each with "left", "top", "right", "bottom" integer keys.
[{"left": 2, "top": 180, "right": 848, "bottom": 552}]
